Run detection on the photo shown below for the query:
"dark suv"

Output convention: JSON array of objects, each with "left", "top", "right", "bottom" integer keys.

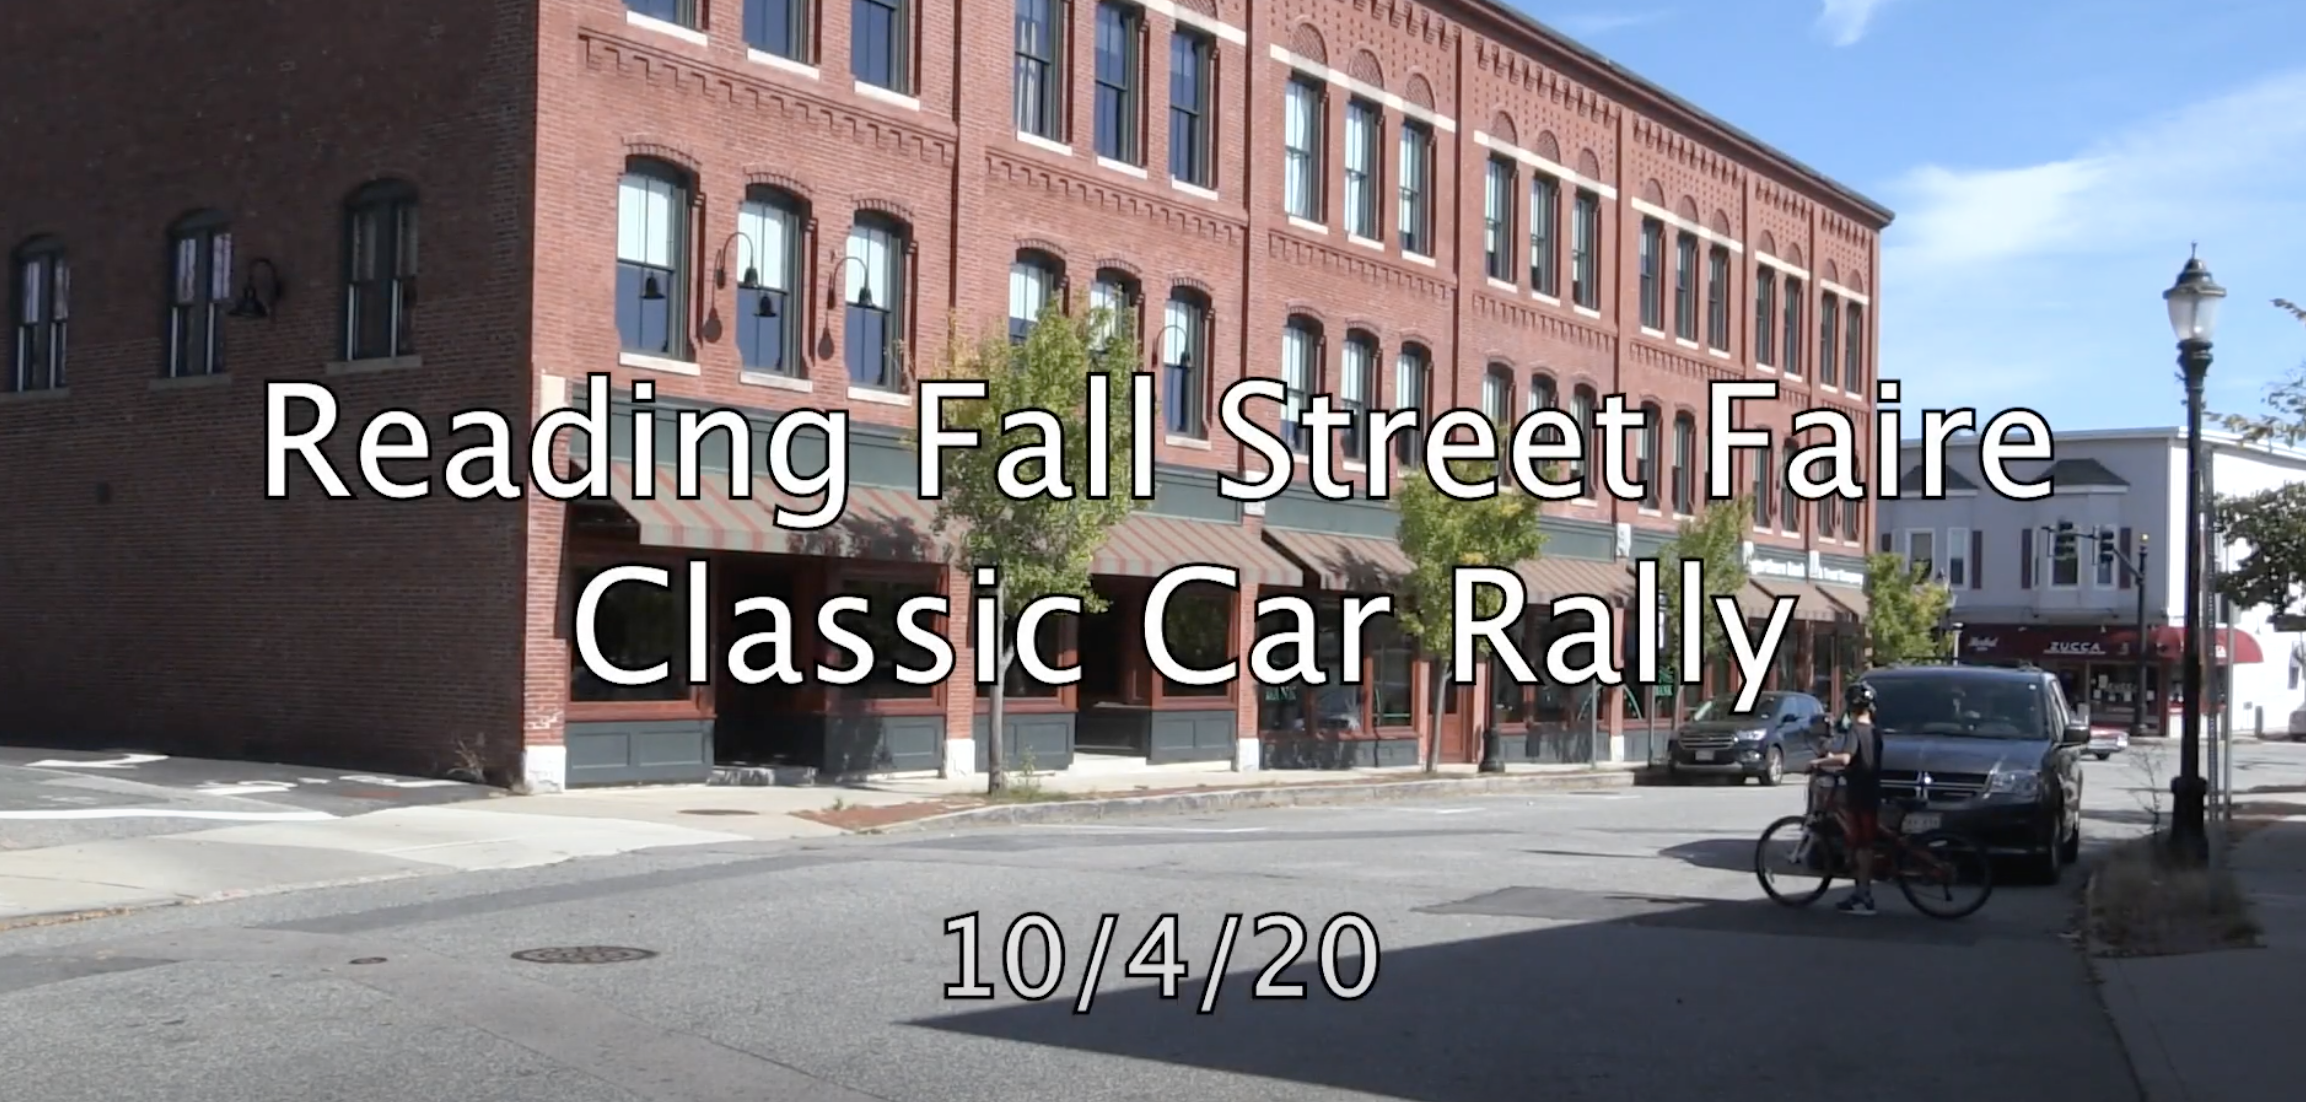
[
  {"left": 1666, "top": 691, "right": 1831, "bottom": 786},
  {"left": 1847, "top": 665, "right": 2089, "bottom": 884}
]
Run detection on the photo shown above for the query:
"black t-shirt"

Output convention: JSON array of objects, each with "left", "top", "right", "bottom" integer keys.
[{"left": 1840, "top": 719, "right": 1883, "bottom": 808}]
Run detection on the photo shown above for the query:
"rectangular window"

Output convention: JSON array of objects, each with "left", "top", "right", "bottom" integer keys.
[
  {"left": 1281, "top": 324, "right": 1316, "bottom": 454},
  {"left": 736, "top": 194, "right": 802, "bottom": 375},
  {"left": 1570, "top": 389, "right": 1595, "bottom": 496},
  {"left": 1673, "top": 232, "right": 1698, "bottom": 341},
  {"left": 1570, "top": 190, "right": 1600, "bottom": 308},
  {"left": 1705, "top": 245, "right": 1730, "bottom": 350},
  {"left": 1752, "top": 443, "right": 1774, "bottom": 528},
  {"left": 1905, "top": 529, "right": 1936, "bottom": 576},
  {"left": 2094, "top": 525, "right": 2118, "bottom": 587},
  {"left": 1528, "top": 174, "right": 1559, "bottom": 296},
  {"left": 616, "top": 169, "right": 686, "bottom": 357},
  {"left": 844, "top": 219, "right": 905, "bottom": 389},
  {"left": 2051, "top": 521, "right": 2080, "bottom": 587},
  {"left": 1780, "top": 439, "right": 1801, "bottom": 533},
  {"left": 1947, "top": 526, "right": 1971, "bottom": 588},
  {"left": 1092, "top": 2, "right": 1141, "bottom": 163},
  {"left": 1162, "top": 295, "right": 1206, "bottom": 438},
  {"left": 1007, "top": 259, "right": 1055, "bottom": 342},
  {"left": 1781, "top": 277, "right": 1805, "bottom": 377},
  {"left": 1343, "top": 100, "right": 1381, "bottom": 239},
  {"left": 167, "top": 223, "right": 231, "bottom": 377},
  {"left": 1393, "top": 349, "right": 1428, "bottom": 467},
  {"left": 1339, "top": 338, "right": 1373, "bottom": 462},
  {"left": 1970, "top": 529, "right": 1985, "bottom": 588},
  {"left": 1014, "top": 0, "right": 1062, "bottom": 139},
  {"left": 1397, "top": 122, "right": 1432, "bottom": 255},
  {"left": 1637, "top": 218, "right": 1663, "bottom": 329},
  {"left": 1672, "top": 416, "right": 1694, "bottom": 514},
  {"left": 569, "top": 561, "right": 692, "bottom": 703},
  {"left": 1282, "top": 77, "right": 1323, "bottom": 221},
  {"left": 1484, "top": 158, "right": 1514, "bottom": 282},
  {"left": 1167, "top": 30, "right": 1213, "bottom": 186},
  {"left": 345, "top": 190, "right": 419, "bottom": 362},
  {"left": 1754, "top": 269, "right": 1776, "bottom": 366},
  {"left": 1638, "top": 414, "right": 1660, "bottom": 510},
  {"left": 1845, "top": 303, "right": 1866, "bottom": 391},
  {"left": 746, "top": 0, "right": 809, "bottom": 61},
  {"left": 852, "top": 0, "right": 908, "bottom": 94},
  {"left": 11, "top": 246, "right": 68, "bottom": 391},
  {"left": 1819, "top": 291, "right": 1841, "bottom": 388},
  {"left": 1159, "top": 586, "right": 1234, "bottom": 698},
  {"left": 627, "top": 0, "right": 698, "bottom": 28}
]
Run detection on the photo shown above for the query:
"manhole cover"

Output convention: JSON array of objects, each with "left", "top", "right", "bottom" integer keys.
[
  {"left": 678, "top": 808, "right": 759, "bottom": 816},
  {"left": 510, "top": 946, "right": 658, "bottom": 965}
]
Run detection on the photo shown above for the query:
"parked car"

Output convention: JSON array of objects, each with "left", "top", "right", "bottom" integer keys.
[
  {"left": 1853, "top": 665, "right": 2089, "bottom": 884},
  {"left": 1665, "top": 690, "right": 1830, "bottom": 786}
]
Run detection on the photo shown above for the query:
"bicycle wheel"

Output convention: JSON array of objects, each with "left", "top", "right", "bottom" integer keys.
[
  {"left": 1896, "top": 830, "right": 1994, "bottom": 920},
  {"left": 1755, "top": 814, "right": 1835, "bottom": 907}
]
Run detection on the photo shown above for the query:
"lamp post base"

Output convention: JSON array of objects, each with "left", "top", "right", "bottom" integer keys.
[
  {"left": 1478, "top": 732, "right": 1506, "bottom": 773},
  {"left": 2169, "top": 774, "right": 2211, "bottom": 863}
]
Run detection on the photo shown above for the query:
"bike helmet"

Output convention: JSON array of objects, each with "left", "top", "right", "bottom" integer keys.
[{"left": 1843, "top": 680, "right": 1877, "bottom": 713}]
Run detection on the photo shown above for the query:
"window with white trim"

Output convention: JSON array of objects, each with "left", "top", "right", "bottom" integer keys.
[
  {"left": 852, "top": 0, "right": 911, "bottom": 94},
  {"left": 1282, "top": 77, "right": 1323, "bottom": 221},
  {"left": 1014, "top": 0, "right": 1063, "bottom": 140},
  {"left": 616, "top": 160, "right": 689, "bottom": 358},
  {"left": 1281, "top": 318, "right": 1318, "bottom": 455},
  {"left": 736, "top": 187, "right": 804, "bottom": 375},
  {"left": 844, "top": 215, "right": 906, "bottom": 389},
  {"left": 1161, "top": 289, "right": 1206, "bottom": 437},
  {"left": 1092, "top": 1, "right": 1142, "bottom": 163},
  {"left": 1343, "top": 100, "right": 1381, "bottom": 239},
  {"left": 747, "top": 0, "right": 811, "bottom": 63},
  {"left": 1529, "top": 174, "right": 1559, "bottom": 296},
  {"left": 1947, "top": 526, "right": 1970, "bottom": 588},
  {"left": 1168, "top": 29, "right": 1214, "bottom": 186},
  {"left": 1483, "top": 157, "right": 1514, "bottom": 282},
  {"left": 167, "top": 211, "right": 232, "bottom": 378},
  {"left": 1339, "top": 334, "right": 1374, "bottom": 462},
  {"left": 2050, "top": 520, "right": 2080, "bottom": 587},
  {"left": 1397, "top": 122, "right": 1432, "bottom": 255},
  {"left": 1905, "top": 529, "right": 1936, "bottom": 576}
]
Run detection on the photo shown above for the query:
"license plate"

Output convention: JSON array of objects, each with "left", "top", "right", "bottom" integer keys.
[
  {"left": 1904, "top": 812, "right": 1941, "bottom": 833},
  {"left": 1693, "top": 750, "right": 1715, "bottom": 762}
]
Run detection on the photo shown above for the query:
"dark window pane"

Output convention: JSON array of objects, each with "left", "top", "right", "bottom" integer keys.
[
  {"left": 1161, "top": 585, "right": 1232, "bottom": 697},
  {"left": 570, "top": 565, "right": 689, "bottom": 702}
]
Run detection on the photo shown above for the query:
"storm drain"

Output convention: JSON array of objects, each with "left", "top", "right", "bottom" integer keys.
[{"left": 510, "top": 946, "right": 659, "bottom": 965}]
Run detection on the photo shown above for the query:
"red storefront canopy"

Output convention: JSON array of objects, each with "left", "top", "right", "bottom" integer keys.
[{"left": 1960, "top": 624, "right": 2263, "bottom": 664}]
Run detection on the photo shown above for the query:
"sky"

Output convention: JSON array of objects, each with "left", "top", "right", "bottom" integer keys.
[{"left": 1520, "top": 0, "right": 2306, "bottom": 441}]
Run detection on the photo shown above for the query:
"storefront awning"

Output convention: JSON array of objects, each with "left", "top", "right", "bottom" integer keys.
[
  {"left": 1517, "top": 557, "right": 1633, "bottom": 603},
  {"left": 597, "top": 462, "right": 946, "bottom": 562},
  {"left": 1752, "top": 579, "right": 1847, "bottom": 623},
  {"left": 1091, "top": 514, "right": 1300, "bottom": 588},
  {"left": 1959, "top": 623, "right": 2264, "bottom": 664},
  {"left": 1822, "top": 585, "right": 1868, "bottom": 620},
  {"left": 1262, "top": 529, "right": 1414, "bottom": 592}
]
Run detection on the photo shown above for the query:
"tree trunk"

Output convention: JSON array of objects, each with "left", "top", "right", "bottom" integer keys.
[
  {"left": 986, "top": 586, "right": 1010, "bottom": 795},
  {"left": 1425, "top": 657, "right": 1450, "bottom": 774}
]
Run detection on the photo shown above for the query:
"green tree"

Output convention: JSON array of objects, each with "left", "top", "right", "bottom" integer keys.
[
  {"left": 1654, "top": 496, "right": 1755, "bottom": 702},
  {"left": 917, "top": 303, "right": 1141, "bottom": 793},
  {"left": 1863, "top": 553, "right": 1954, "bottom": 665},
  {"left": 1394, "top": 442, "right": 1550, "bottom": 773},
  {"left": 2213, "top": 298, "right": 2306, "bottom": 444},
  {"left": 2212, "top": 484, "right": 2306, "bottom": 614}
]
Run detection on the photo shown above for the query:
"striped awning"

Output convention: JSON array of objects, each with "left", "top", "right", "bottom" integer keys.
[
  {"left": 597, "top": 461, "right": 945, "bottom": 562},
  {"left": 1090, "top": 514, "right": 1299, "bottom": 588},
  {"left": 1732, "top": 579, "right": 1785, "bottom": 621},
  {"left": 1517, "top": 556, "right": 1634, "bottom": 604},
  {"left": 1822, "top": 585, "right": 1868, "bottom": 620},
  {"left": 1262, "top": 529, "right": 1414, "bottom": 592},
  {"left": 1753, "top": 578, "right": 1846, "bottom": 623}
]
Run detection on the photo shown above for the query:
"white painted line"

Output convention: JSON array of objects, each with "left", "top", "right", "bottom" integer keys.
[
  {"left": 0, "top": 809, "right": 338, "bottom": 822},
  {"left": 26, "top": 753, "right": 168, "bottom": 769}
]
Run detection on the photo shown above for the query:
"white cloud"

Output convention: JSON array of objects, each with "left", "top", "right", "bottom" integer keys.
[
  {"left": 1815, "top": 0, "right": 1896, "bottom": 47},
  {"left": 1553, "top": 9, "right": 1672, "bottom": 36}
]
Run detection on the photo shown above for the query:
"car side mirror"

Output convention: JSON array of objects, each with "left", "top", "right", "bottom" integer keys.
[{"left": 2060, "top": 722, "right": 2091, "bottom": 747}]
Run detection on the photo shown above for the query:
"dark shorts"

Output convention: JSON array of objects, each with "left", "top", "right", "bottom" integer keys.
[{"left": 1841, "top": 801, "right": 1879, "bottom": 849}]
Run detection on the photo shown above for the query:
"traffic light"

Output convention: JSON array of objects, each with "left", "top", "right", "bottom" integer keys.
[
  {"left": 2051, "top": 527, "right": 2077, "bottom": 566},
  {"left": 2098, "top": 537, "right": 2116, "bottom": 572}
]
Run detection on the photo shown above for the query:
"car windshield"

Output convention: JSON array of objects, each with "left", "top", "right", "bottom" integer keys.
[
  {"left": 1688, "top": 693, "right": 1785, "bottom": 723},
  {"left": 1869, "top": 677, "right": 2046, "bottom": 740}
]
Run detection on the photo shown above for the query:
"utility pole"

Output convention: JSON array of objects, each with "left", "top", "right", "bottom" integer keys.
[{"left": 2093, "top": 531, "right": 2155, "bottom": 739}]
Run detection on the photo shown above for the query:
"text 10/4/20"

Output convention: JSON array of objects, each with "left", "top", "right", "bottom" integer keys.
[{"left": 943, "top": 911, "right": 1379, "bottom": 1013}]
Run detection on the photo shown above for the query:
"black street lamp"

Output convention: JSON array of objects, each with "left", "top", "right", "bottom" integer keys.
[{"left": 2164, "top": 249, "right": 2226, "bottom": 862}]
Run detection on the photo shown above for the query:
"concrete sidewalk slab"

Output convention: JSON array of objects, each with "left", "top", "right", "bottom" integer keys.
[{"left": 170, "top": 806, "right": 754, "bottom": 872}]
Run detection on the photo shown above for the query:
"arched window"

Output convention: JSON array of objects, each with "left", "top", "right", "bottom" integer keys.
[
  {"left": 1671, "top": 412, "right": 1696, "bottom": 514},
  {"left": 343, "top": 179, "right": 418, "bottom": 362},
  {"left": 1754, "top": 268, "right": 1776, "bottom": 367},
  {"left": 1089, "top": 267, "right": 1141, "bottom": 352},
  {"left": 166, "top": 209, "right": 232, "bottom": 378},
  {"left": 1637, "top": 401, "right": 1663, "bottom": 511},
  {"left": 736, "top": 185, "right": 807, "bottom": 376},
  {"left": 1392, "top": 343, "right": 1430, "bottom": 468},
  {"left": 844, "top": 212, "right": 909, "bottom": 390},
  {"left": 1339, "top": 332, "right": 1377, "bottom": 463},
  {"left": 1705, "top": 245, "right": 1730, "bottom": 351},
  {"left": 1781, "top": 433, "right": 1802, "bottom": 534},
  {"left": 1751, "top": 437, "right": 1774, "bottom": 529},
  {"left": 1160, "top": 286, "right": 1209, "bottom": 438},
  {"left": 1482, "top": 363, "right": 1513, "bottom": 423},
  {"left": 10, "top": 236, "right": 67, "bottom": 392},
  {"left": 1008, "top": 248, "right": 1064, "bottom": 342},
  {"left": 1571, "top": 385, "right": 1598, "bottom": 499},
  {"left": 1280, "top": 316, "right": 1321, "bottom": 455},
  {"left": 1780, "top": 276, "right": 1806, "bottom": 378},
  {"left": 1845, "top": 302, "right": 1866, "bottom": 392},
  {"left": 1819, "top": 289, "right": 1841, "bottom": 389},
  {"left": 617, "top": 158, "right": 692, "bottom": 359}
]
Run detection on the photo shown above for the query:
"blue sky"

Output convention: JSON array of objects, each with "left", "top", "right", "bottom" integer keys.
[{"left": 1522, "top": 0, "right": 2306, "bottom": 438}]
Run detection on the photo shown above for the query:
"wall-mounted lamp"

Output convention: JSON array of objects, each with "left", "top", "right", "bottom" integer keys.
[
  {"left": 715, "top": 231, "right": 774, "bottom": 318},
  {"left": 229, "top": 257, "right": 285, "bottom": 320},
  {"left": 1157, "top": 321, "right": 1193, "bottom": 370},
  {"left": 639, "top": 273, "right": 666, "bottom": 301},
  {"left": 831, "top": 254, "right": 873, "bottom": 311}
]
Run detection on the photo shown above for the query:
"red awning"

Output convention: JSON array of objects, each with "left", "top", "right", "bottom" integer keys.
[
  {"left": 2120, "top": 625, "right": 2266, "bottom": 664},
  {"left": 1962, "top": 623, "right": 2264, "bottom": 664}
]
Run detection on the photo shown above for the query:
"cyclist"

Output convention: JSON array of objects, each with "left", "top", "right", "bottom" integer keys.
[{"left": 1813, "top": 681, "right": 1885, "bottom": 916}]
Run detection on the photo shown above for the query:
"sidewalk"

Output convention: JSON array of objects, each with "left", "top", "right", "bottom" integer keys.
[
  {"left": 2092, "top": 800, "right": 2306, "bottom": 1101},
  {"left": 0, "top": 760, "right": 1641, "bottom": 928}
]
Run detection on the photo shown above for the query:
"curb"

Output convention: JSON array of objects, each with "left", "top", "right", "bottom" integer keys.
[{"left": 862, "top": 767, "right": 1644, "bottom": 834}]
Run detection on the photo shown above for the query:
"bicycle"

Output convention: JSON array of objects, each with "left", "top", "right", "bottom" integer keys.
[{"left": 1752, "top": 770, "right": 1995, "bottom": 919}]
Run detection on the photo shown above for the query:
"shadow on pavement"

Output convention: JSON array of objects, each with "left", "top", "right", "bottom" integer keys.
[{"left": 910, "top": 890, "right": 2124, "bottom": 1102}]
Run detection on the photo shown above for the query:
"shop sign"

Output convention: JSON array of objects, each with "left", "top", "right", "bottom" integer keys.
[{"left": 2043, "top": 640, "right": 2108, "bottom": 657}]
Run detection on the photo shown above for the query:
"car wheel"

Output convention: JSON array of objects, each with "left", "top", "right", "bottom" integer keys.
[
  {"left": 2093, "top": 751, "right": 2112, "bottom": 761},
  {"left": 2028, "top": 813, "right": 2065, "bottom": 885},
  {"left": 1759, "top": 746, "right": 1785, "bottom": 787}
]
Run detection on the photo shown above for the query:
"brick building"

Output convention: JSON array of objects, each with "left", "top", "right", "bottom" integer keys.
[{"left": 0, "top": 0, "right": 1891, "bottom": 789}]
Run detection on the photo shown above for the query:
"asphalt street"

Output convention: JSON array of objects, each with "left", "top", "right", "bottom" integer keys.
[
  {"left": 0, "top": 749, "right": 494, "bottom": 851},
  {"left": 14, "top": 745, "right": 2296, "bottom": 1102}
]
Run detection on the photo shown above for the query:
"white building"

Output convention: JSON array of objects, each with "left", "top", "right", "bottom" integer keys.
[{"left": 1878, "top": 427, "right": 2306, "bottom": 737}]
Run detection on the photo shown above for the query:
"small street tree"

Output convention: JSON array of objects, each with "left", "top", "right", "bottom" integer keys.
[
  {"left": 2214, "top": 298, "right": 2306, "bottom": 445},
  {"left": 1863, "top": 552, "right": 1954, "bottom": 665},
  {"left": 2213, "top": 299, "right": 2306, "bottom": 621},
  {"left": 1395, "top": 445, "right": 1549, "bottom": 773},
  {"left": 1654, "top": 495, "right": 1755, "bottom": 708},
  {"left": 918, "top": 303, "right": 1141, "bottom": 793}
]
